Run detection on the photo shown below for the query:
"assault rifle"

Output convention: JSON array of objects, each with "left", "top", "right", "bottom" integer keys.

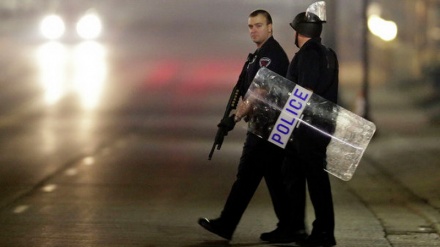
[
  {"left": 208, "top": 54, "right": 254, "bottom": 160},
  {"left": 208, "top": 85, "right": 240, "bottom": 160}
]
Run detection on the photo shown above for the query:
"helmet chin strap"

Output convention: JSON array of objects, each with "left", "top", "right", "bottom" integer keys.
[{"left": 295, "top": 32, "right": 299, "bottom": 48}]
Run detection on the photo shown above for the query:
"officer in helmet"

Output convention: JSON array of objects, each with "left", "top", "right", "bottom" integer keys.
[
  {"left": 290, "top": 11, "right": 324, "bottom": 48},
  {"left": 283, "top": 2, "right": 339, "bottom": 246}
]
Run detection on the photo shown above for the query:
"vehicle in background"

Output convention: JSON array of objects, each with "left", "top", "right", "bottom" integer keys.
[{"left": 39, "top": 9, "right": 103, "bottom": 42}]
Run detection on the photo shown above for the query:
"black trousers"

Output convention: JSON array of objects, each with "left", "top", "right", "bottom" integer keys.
[
  {"left": 219, "top": 132, "right": 305, "bottom": 232},
  {"left": 284, "top": 144, "right": 335, "bottom": 236}
]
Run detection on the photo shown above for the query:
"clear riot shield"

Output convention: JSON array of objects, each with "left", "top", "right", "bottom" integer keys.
[{"left": 244, "top": 67, "right": 376, "bottom": 181}]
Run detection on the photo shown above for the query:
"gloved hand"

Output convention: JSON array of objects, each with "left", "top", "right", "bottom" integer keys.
[{"left": 217, "top": 114, "right": 236, "bottom": 131}]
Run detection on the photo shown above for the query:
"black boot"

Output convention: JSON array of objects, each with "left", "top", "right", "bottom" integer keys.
[
  {"left": 198, "top": 218, "right": 233, "bottom": 241},
  {"left": 298, "top": 232, "right": 336, "bottom": 247},
  {"left": 260, "top": 228, "right": 308, "bottom": 243}
]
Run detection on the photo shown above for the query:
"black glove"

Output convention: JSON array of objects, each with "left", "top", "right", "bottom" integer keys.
[{"left": 217, "top": 114, "right": 236, "bottom": 131}]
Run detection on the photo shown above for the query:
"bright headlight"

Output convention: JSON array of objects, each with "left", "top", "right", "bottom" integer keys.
[
  {"left": 40, "top": 15, "right": 65, "bottom": 40},
  {"left": 76, "top": 13, "right": 102, "bottom": 40}
]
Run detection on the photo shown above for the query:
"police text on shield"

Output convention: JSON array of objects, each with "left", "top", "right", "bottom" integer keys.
[{"left": 269, "top": 86, "right": 311, "bottom": 148}]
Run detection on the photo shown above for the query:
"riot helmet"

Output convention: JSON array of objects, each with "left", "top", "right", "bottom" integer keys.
[{"left": 290, "top": 1, "right": 327, "bottom": 38}]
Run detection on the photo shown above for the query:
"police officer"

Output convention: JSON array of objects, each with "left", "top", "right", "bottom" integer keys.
[
  {"left": 284, "top": 3, "right": 339, "bottom": 247},
  {"left": 198, "top": 9, "right": 307, "bottom": 243}
]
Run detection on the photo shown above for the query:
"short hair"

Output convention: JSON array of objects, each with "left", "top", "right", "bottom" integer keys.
[{"left": 249, "top": 9, "right": 272, "bottom": 25}]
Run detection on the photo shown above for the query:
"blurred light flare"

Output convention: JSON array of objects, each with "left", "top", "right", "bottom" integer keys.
[
  {"left": 73, "top": 41, "right": 107, "bottom": 109},
  {"left": 76, "top": 13, "right": 103, "bottom": 40},
  {"left": 37, "top": 41, "right": 107, "bottom": 109},
  {"left": 37, "top": 42, "right": 68, "bottom": 105},
  {"left": 40, "top": 15, "right": 65, "bottom": 40},
  {"left": 368, "top": 14, "right": 398, "bottom": 42}
]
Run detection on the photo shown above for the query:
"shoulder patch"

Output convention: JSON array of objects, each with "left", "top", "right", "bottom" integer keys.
[{"left": 259, "top": 57, "right": 271, "bottom": 67}]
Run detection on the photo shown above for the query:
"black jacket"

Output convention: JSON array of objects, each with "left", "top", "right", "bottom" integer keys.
[
  {"left": 286, "top": 38, "right": 339, "bottom": 153},
  {"left": 286, "top": 38, "right": 338, "bottom": 104},
  {"left": 240, "top": 36, "right": 289, "bottom": 98}
]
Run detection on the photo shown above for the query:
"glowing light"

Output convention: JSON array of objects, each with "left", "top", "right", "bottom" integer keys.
[
  {"left": 37, "top": 42, "right": 68, "bottom": 105},
  {"left": 76, "top": 13, "right": 102, "bottom": 40},
  {"left": 73, "top": 41, "right": 107, "bottom": 109},
  {"left": 40, "top": 15, "right": 65, "bottom": 40},
  {"left": 36, "top": 41, "right": 107, "bottom": 109},
  {"left": 368, "top": 14, "right": 398, "bottom": 41}
]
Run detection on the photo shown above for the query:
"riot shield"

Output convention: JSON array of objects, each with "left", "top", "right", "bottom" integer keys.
[{"left": 244, "top": 67, "right": 376, "bottom": 181}]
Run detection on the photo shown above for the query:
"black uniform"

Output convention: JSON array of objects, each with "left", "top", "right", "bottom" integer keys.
[
  {"left": 284, "top": 37, "right": 339, "bottom": 238},
  {"left": 217, "top": 36, "right": 303, "bottom": 236}
]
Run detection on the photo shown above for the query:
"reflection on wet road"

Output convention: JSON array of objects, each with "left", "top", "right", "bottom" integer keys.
[{"left": 37, "top": 41, "right": 107, "bottom": 109}]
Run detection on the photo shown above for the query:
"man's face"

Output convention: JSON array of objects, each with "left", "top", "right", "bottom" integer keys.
[{"left": 248, "top": 14, "right": 272, "bottom": 47}]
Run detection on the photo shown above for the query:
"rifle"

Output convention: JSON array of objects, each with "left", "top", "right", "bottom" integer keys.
[{"left": 208, "top": 53, "right": 254, "bottom": 160}]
